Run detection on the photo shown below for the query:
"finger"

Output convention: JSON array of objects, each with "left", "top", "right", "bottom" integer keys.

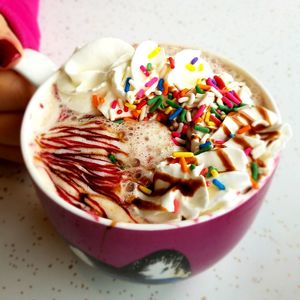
[
  {"left": 0, "top": 113, "right": 23, "bottom": 146},
  {"left": 0, "top": 144, "right": 23, "bottom": 163},
  {"left": 0, "top": 38, "right": 21, "bottom": 68},
  {"left": 0, "top": 70, "right": 35, "bottom": 111},
  {"left": 0, "top": 14, "right": 23, "bottom": 68}
]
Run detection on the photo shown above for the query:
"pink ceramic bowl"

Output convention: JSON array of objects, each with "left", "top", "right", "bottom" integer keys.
[{"left": 19, "top": 44, "right": 281, "bottom": 283}]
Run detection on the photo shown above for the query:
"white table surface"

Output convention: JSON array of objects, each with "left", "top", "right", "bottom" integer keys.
[{"left": 1, "top": 0, "right": 300, "bottom": 299}]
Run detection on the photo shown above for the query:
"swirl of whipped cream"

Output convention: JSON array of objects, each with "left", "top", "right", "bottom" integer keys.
[
  {"left": 56, "top": 38, "right": 134, "bottom": 115},
  {"left": 167, "top": 49, "right": 214, "bottom": 89},
  {"left": 130, "top": 147, "right": 253, "bottom": 223}
]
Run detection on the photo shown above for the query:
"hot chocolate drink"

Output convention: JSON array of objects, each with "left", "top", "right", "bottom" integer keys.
[{"left": 32, "top": 38, "right": 291, "bottom": 224}]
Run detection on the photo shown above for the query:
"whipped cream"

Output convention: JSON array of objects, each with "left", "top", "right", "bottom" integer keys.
[{"left": 36, "top": 38, "right": 291, "bottom": 224}]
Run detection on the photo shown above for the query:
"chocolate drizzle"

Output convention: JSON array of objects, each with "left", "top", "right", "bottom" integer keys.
[
  {"left": 260, "top": 131, "right": 280, "bottom": 144},
  {"left": 238, "top": 111, "right": 254, "bottom": 124},
  {"left": 230, "top": 114, "right": 245, "bottom": 127},
  {"left": 232, "top": 136, "right": 252, "bottom": 149},
  {"left": 132, "top": 198, "right": 167, "bottom": 211},
  {"left": 252, "top": 124, "right": 269, "bottom": 133},
  {"left": 216, "top": 149, "right": 236, "bottom": 171},
  {"left": 152, "top": 172, "right": 205, "bottom": 197},
  {"left": 222, "top": 124, "right": 231, "bottom": 135},
  {"left": 256, "top": 105, "right": 271, "bottom": 124}
]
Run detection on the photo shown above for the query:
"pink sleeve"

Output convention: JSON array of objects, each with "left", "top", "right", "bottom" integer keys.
[{"left": 0, "top": 0, "right": 40, "bottom": 50}]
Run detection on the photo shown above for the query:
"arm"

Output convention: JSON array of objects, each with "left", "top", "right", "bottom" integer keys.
[{"left": 0, "top": 0, "right": 40, "bottom": 50}]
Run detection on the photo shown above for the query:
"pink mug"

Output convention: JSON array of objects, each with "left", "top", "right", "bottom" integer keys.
[{"left": 16, "top": 44, "right": 281, "bottom": 283}]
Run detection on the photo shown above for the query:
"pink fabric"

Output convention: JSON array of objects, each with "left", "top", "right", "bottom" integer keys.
[{"left": 0, "top": 0, "right": 40, "bottom": 50}]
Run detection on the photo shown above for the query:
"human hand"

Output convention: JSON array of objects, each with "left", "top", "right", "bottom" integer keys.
[{"left": 0, "top": 14, "right": 35, "bottom": 162}]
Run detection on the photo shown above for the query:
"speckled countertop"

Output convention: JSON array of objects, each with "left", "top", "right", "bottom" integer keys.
[{"left": 1, "top": 0, "right": 300, "bottom": 299}]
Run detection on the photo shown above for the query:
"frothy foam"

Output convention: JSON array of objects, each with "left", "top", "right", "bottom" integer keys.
[
  {"left": 115, "top": 120, "right": 181, "bottom": 169},
  {"left": 104, "top": 118, "right": 182, "bottom": 204}
]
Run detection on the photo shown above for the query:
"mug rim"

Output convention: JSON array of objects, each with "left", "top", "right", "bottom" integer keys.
[{"left": 20, "top": 41, "right": 281, "bottom": 231}]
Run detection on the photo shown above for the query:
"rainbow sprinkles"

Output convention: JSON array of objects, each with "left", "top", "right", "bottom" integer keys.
[{"left": 90, "top": 41, "right": 283, "bottom": 191}]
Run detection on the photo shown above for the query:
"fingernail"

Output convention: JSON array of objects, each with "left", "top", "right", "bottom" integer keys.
[{"left": 0, "top": 39, "right": 21, "bottom": 68}]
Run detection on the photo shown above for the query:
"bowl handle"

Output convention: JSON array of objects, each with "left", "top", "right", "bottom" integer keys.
[{"left": 13, "top": 49, "right": 58, "bottom": 87}]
